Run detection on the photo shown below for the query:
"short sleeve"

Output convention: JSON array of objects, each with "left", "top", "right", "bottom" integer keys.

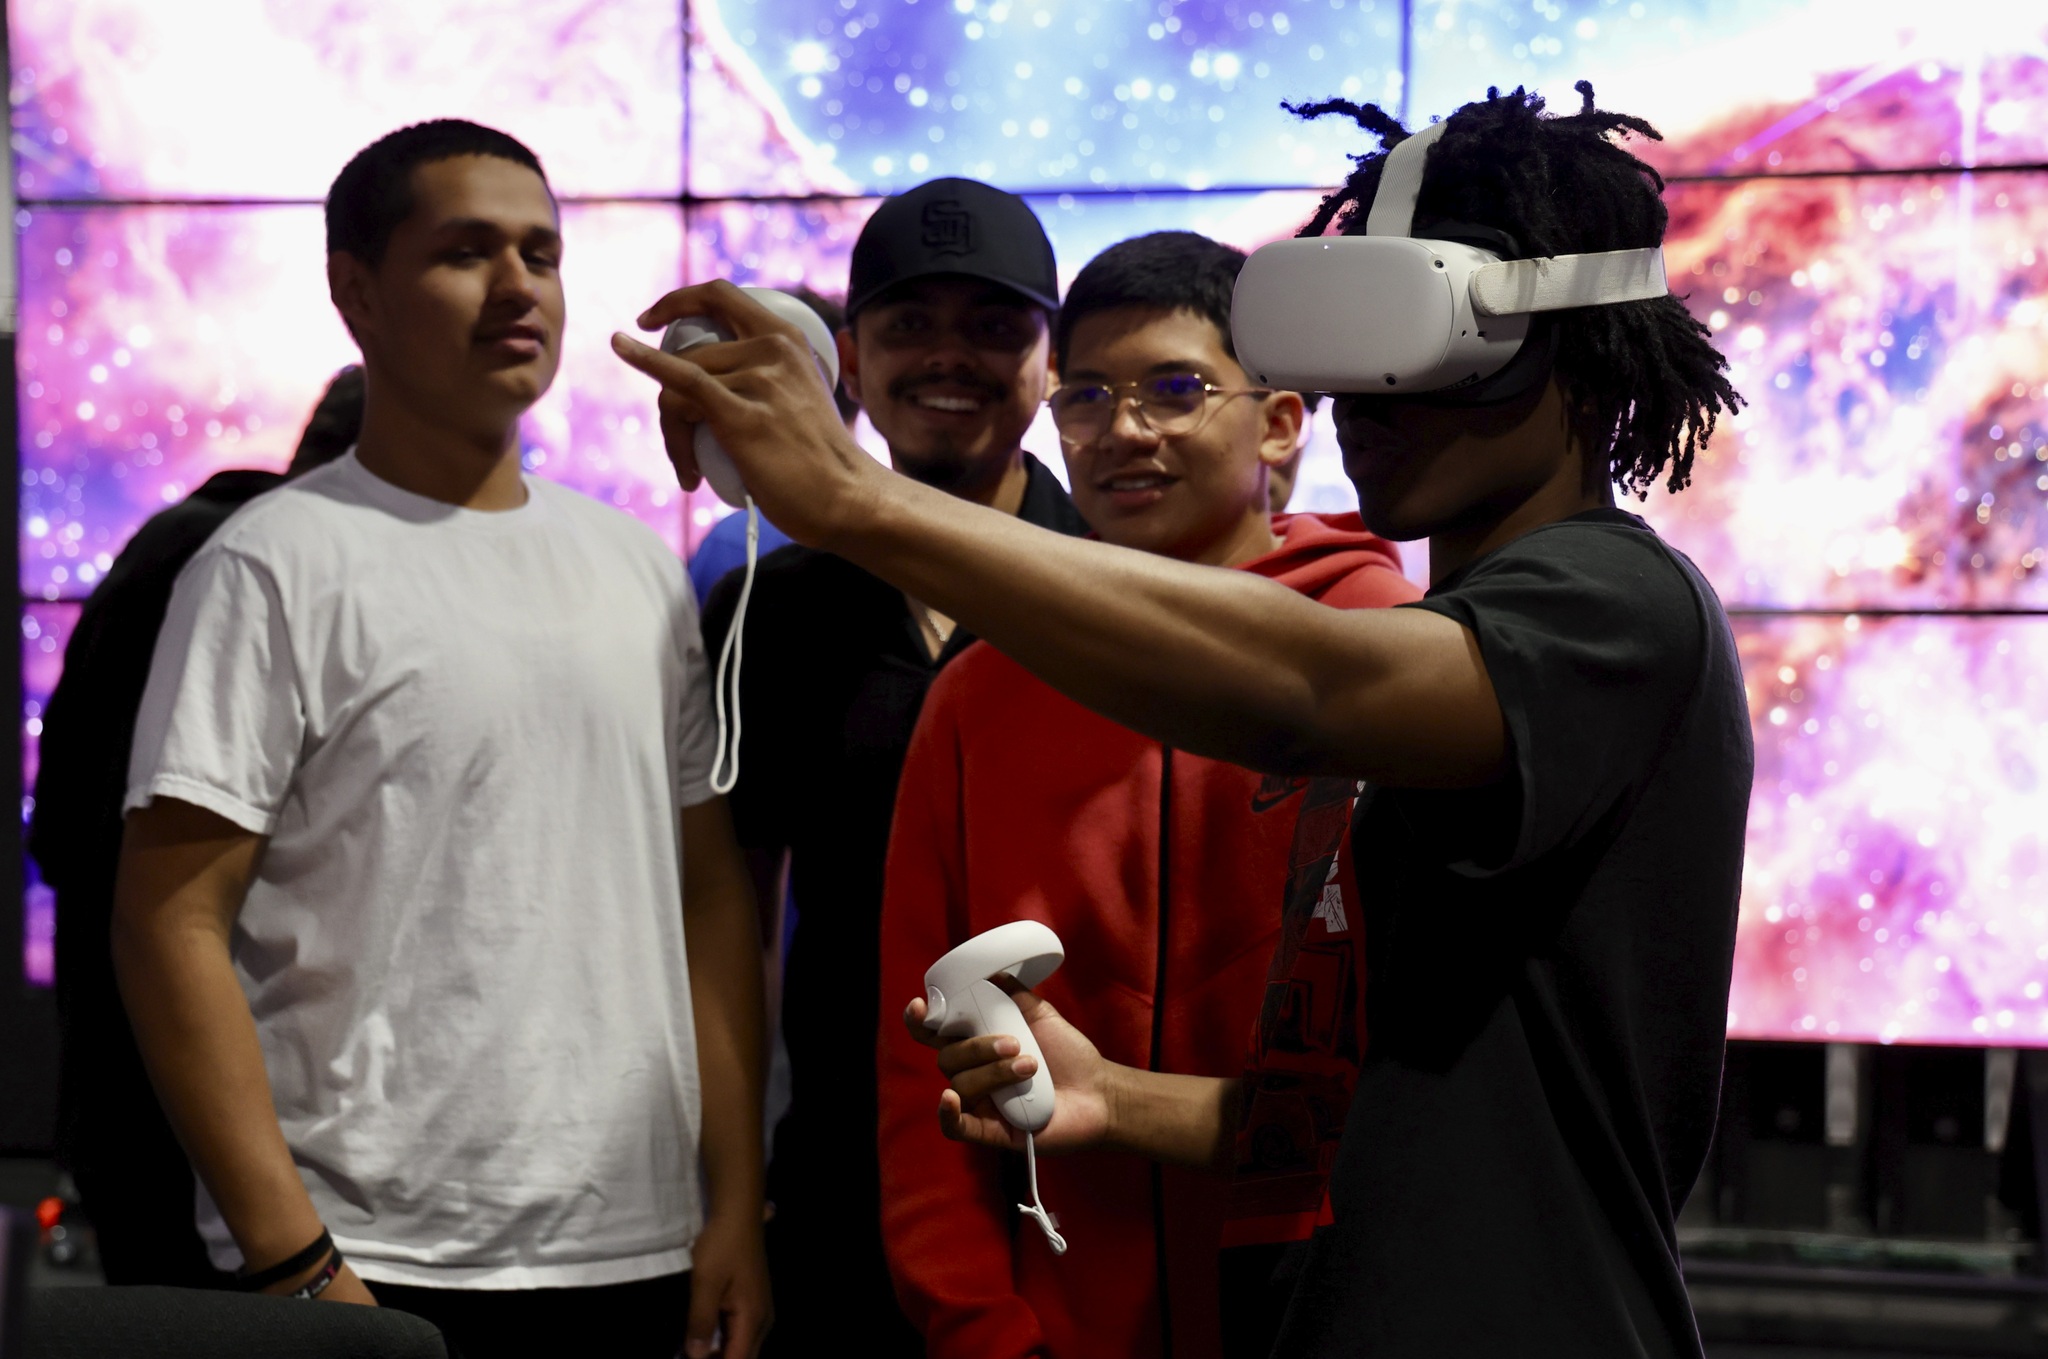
[
  {"left": 1408, "top": 521, "right": 1706, "bottom": 874},
  {"left": 671, "top": 583, "right": 721, "bottom": 809},
  {"left": 125, "top": 548, "right": 307, "bottom": 835}
]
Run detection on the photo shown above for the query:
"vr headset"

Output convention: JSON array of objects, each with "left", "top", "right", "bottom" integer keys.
[{"left": 1231, "top": 120, "right": 1669, "bottom": 400}]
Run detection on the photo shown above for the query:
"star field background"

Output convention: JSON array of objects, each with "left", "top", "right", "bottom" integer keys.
[{"left": 10, "top": 0, "right": 2048, "bottom": 1044}]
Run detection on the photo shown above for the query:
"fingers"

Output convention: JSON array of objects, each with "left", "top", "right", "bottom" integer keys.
[
  {"left": 684, "top": 1270, "right": 724, "bottom": 1359},
  {"left": 682, "top": 1270, "right": 769, "bottom": 1359},
  {"left": 937, "top": 1089, "right": 1026, "bottom": 1151},
  {"left": 903, "top": 1001, "right": 1035, "bottom": 1078},
  {"left": 635, "top": 280, "right": 801, "bottom": 343},
  {"left": 610, "top": 332, "right": 721, "bottom": 397},
  {"left": 902, "top": 998, "right": 943, "bottom": 1050},
  {"left": 933, "top": 1031, "right": 1021, "bottom": 1079},
  {"left": 947, "top": 1051, "right": 1041, "bottom": 1109},
  {"left": 723, "top": 1297, "right": 770, "bottom": 1359},
  {"left": 613, "top": 330, "right": 821, "bottom": 405},
  {"left": 995, "top": 979, "right": 1062, "bottom": 1029},
  {"left": 611, "top": 334, "right": 747, "bottom": 490},
  {"left": 657, "top": 391, "right": 703, "bottom": 490}
]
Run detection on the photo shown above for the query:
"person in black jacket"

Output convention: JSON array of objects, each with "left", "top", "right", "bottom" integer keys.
[
  {"left": 29, "top": 365, "right": 362, "bottom": 1286},
  {"left": 698, "top": 178, "right": 1088, "bottom": 1357}
]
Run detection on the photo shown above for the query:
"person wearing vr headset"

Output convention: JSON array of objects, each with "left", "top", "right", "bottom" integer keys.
[
  {"left": 618, "top": 84, "right": 1748, "bottom": 1359},
  {"left": 876, "top": 231, "right": 1417, "bottom": 1359},
  {"left": 695, "top": 178, "right": 1089, "bottom": 1357}
]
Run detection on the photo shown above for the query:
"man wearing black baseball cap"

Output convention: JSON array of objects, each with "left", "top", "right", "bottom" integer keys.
[{"left": 698, "top": 178, "right": 1087, "bottom": 1356}]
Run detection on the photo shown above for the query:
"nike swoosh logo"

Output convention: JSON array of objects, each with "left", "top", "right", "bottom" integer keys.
[{"left": 1250, "top": 778, "right": 1308, "bottom": 813}]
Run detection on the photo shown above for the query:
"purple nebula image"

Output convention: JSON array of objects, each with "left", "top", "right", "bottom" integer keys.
[
  {"left": 21, "top": 603, "right": 79, "bottom": 986},
  {"left": 688, "top": 0, "right": 1403, "bottom": 195},
  {"left": 1638, "top": 170, "right": 2048, "bottom": 610},
  {"left": 21, "top": 604, "right": 75, "bottom": 802},
  {"left": 19, "top": 205, "right": 357, "bottom": 600},
  {"left": 19, "top": 202, "right": 701, "bottom": 602},
  {"left": 685, "top": 197, "right": 880, "bottom": 292},
  {"left": 1412, "top": 2, "right": 2048, "bottom": 178},
  {"left": 9, "top": 0, "right": 684, "bottom": 199},
  {"left": 1732, "top": 615, "right": 2048, "bottom": 1045}
]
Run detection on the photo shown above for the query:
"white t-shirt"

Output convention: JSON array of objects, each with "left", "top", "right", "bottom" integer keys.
[{"left": 126, "top": 452, "right": 720, "bottom": 1289}]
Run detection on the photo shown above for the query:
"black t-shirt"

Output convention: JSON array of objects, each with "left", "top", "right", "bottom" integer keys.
[
  {"left": 1272, "top": 510, "right": 1753, "bottom": 1359},
  {"left": 698, "top": 454, "right": 1088, "bottom": 1217}
]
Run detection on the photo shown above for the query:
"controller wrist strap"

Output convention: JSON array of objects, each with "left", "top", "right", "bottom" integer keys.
[
  {"left": 709, "top": 499, "right": 757, "bottom": 796},
  {"left": 1018, "top": 1132, "right": 1068, "bottom": 1256}
]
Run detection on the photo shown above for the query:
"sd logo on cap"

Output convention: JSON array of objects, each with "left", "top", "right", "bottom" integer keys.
[{"left": 847, "top": 177, "right": 1059, "bottom": 318}]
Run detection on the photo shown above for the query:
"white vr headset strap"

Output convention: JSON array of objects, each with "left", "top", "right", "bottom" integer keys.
[
  {"left": 1363, "top": 119, "right": 1448, "bottom": 238},
  {"left": 1362, "top": 116, "right": 1668, "bottom": 316},
  {"left": 1471, "top": 248, "right": 1668, "bottom": 315}
]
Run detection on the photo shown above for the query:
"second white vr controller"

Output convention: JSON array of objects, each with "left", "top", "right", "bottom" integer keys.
[
  {"left": 659, "top": 286, "right": 842, "bottom": 509},
  {"left": 923, "top": 920, "right": 1064, "bottom": 1133}
]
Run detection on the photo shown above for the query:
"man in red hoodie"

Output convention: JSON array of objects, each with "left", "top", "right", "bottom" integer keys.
[{"left": 876, "top": 232, "right": 1420, "bottom": 1359}]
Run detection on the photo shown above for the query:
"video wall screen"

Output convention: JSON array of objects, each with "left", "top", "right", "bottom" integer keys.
[
  {"left": 688, "top": 0, "right": 1405, "bottom": 195},
  {"left": 11, "top": 1, "right": 2047, "bottom": 1044},
  {"left": 19, "top": 202, "right": 694, "bottom": 603},
  {"left": 12, "top": 0, "right": 685, "bottom": 200},
  {"left": 1410, "top": 0, "right": 2048, "bottom": 179},
  {"left": 1646, "top": 170, "right": 2048, "bottom": 612}
]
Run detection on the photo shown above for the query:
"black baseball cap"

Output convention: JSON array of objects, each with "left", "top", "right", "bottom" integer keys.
[{"left": 846, "top": 177, "right": 1060, "bottom": 319}]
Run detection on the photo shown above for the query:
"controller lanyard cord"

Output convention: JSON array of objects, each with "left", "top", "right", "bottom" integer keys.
[
  {"left": 709, "top": 499, "right": 757, "bottom": 796},
  {"left": 1019, "top": 1132, "right": 1068, "bottom": 1256}
]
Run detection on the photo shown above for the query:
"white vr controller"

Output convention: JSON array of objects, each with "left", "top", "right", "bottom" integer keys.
[
  {"left": 660, "top": 286, "right": 842, "bottom": 508},
  {"left": 923, "top": 920, "right": 1064, "bottom": 1133}
]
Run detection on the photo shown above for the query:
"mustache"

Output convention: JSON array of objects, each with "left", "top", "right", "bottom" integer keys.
[{"left": 888, "top": 370, "right": 1007, "bottom": 403}]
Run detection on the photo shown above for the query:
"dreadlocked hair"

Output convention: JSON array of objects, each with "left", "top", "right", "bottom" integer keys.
[{"left": 1283, "top": 82, "right": 1742, "bottom": 497}]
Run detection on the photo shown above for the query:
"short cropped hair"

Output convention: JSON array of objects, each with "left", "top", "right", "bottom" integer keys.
[
  {"left": 1055, "top": 231, "right": 1248, "bottom": 376},
  {"left": 1287, "top": 84, "right": 1741, "bottom": 496},
  {"left": 326, "top": 120, "right": 550, "bottom": 267}
]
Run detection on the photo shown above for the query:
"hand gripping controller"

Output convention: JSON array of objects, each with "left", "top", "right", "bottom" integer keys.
[
  {"left": 658, "top": 286, "right": 842, "bottom": 508},
  {"left": 923, "top": 921, "right": 1070, "bottom": 1254},
  {"left": 923, "top": 921, "right": 1064, "bottom": 1132}
]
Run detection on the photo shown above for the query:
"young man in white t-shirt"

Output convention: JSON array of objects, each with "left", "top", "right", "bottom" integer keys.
[{"left": 112, "top": 120, "right": 770, "bottom": 1359}]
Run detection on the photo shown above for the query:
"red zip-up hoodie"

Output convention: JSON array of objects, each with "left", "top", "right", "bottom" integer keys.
[{"left": 877, "top": 513, "right": 1421, "bottom": 1359}]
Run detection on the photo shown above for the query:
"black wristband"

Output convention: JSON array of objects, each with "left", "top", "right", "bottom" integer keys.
[
  {"left": 236, "top": 1229, "right": 335, "bottom": 1292},
  {"left": 290, "top": 1245, "right": 347, "bottom": 1300}
]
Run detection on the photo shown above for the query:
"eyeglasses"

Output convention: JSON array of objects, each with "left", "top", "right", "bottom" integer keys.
[{"left": 1046, "top": 374, "right": 1272, "bottom": 446}]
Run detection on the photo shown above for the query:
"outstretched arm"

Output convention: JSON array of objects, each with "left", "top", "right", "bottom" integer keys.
[
  {"left": 112, "top": 797, "right": 376, "bottom": 1303},
  {"left": 613, "top": 290, "right": 1504, "bottom": 789}
]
